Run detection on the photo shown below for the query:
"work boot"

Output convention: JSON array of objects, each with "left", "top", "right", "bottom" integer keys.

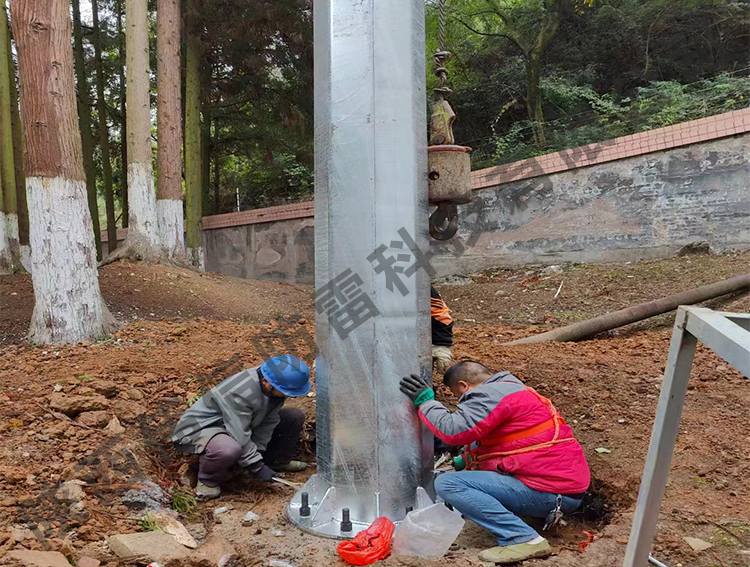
[
  {"left": 478, "top": 539, "right": 552, "bottom": 564},
  {"left": 272, "top": 460, "right": 308, "bottom": 472},
  {"left": 195, "top": 481, "right": 221, "bottom": 501}
]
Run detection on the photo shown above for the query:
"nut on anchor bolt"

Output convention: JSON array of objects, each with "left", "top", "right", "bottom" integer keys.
[
  {"left": 340, "top": 508, "right": 353, "bottom": 532},
  {"left": 299, "top": 492, "right": 310, "bottom": 517}
]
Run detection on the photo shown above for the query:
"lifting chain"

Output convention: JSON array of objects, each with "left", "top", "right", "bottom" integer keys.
[
  {"left": 433, "top": 0, "right": 452, "bottom": 102},
  {"left": 428, "top": 0, "right": 461, "bottom": 241}
]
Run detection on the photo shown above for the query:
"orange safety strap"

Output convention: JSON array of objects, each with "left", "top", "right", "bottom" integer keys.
[
  {"left": 465, "top": 385, "right": 575, "bottom": 469},
  {"left": 487, "top": 417, "right": 555, "bottom": 445},
  {"left": 431, "top": 297, "right": 453, "bottom": 325}
]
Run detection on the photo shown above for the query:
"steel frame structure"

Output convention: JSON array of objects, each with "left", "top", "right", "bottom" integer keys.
[{"left": 624, "top": 306, "right": 750, "bottom": 567}]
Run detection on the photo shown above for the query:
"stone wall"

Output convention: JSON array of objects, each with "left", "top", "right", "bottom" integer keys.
[
  {"left": 102, "top": 111, "right": 750, "bottom": 283},
  {"left": 203, "top": 217, "right": 315, "bottom": 284},
  {"left": 431, "top": 134, "right": 750, "bottom": 275}
]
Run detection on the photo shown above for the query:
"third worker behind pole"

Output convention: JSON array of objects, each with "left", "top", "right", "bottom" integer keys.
[{"left": 431, "top": 285, "right": 453, "bottom": 374}]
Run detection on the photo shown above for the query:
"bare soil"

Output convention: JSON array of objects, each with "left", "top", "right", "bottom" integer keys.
[{"left": 0, "top": 253, "right": 748, "bottom": 567}]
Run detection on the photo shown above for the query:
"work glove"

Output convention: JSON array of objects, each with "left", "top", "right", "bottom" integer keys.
[
  {"left": 432, "top": 345, "right": 453, "bottom": 374},
  {"left": 399, "top": 373, "right": 435, "bottom": 407},
  {"left": 452, "top": 452, "right": 475, "bottom": 471},
  {"left": 247, "top": 462, "right": 276, "bottom": 483}
]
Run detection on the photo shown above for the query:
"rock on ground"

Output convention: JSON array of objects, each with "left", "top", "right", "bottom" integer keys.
[
  {"left": 49, "top": 394, "right": 109, "bottom": 417},
  {"left": 120, "top": 481, "right": 167, "bottom": 511},
  {"left": 76, "top": 557, "right": 100, "bottom": 567},
  {"left": 74, "top": 411, "right": 111, "bottom": 428},
  {"left": 107, "top": 531, "right": 191, "bottom": 562},
  {"left": 5, "top": 550, "right": 72, "bottom": 567},
  {"left": 112, "top": 400, "right": 146, "bottom": 423},
  {"left": 91, "top": 380, "right": 118, "bottom": 398},
  {"left": 194, "top": 533, "right": 237, "bottom": 566},
  {"left": 54, "top": 480, "right": 87, "bottom": 502},
  {"left": 105, "top": 415, "right": 125, "bottom": 434}
]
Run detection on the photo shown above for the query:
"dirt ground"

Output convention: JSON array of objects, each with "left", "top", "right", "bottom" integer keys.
[{"left": 0, "top": 251, "right": 748, "bottom": 567}]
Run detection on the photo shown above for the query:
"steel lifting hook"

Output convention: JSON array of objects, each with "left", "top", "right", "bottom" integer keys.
[{"left": 429, "top": 202, "right": 459, "bottom": 241}]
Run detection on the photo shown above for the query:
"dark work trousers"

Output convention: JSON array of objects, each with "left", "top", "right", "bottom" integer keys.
[{"left": 198, "top": 407, "right": 305, "bottom": 487}]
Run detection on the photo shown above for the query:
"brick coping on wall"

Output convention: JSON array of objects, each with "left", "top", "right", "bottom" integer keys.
[{"left": 102, "top": 109, "right": 748, "bottom": 236}]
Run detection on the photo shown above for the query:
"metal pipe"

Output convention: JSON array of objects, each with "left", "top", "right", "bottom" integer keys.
[
  {"left": 648, "top": 555, "right": 671, "bottom": 567},
  {"left": 505, "top": 273, "right": 750, "bottom": 345},
  {"left": 287, "top": 0, "right": 433, "bottom": 538}
]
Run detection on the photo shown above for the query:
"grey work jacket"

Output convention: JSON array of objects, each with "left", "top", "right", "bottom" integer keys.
[{"left": 172, "top": 367, "right": 283, "bottom": 467}]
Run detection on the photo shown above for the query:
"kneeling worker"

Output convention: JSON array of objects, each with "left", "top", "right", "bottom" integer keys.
[
  {"left": 400, "top": 361, "right": 590, "bottom": 564},
  {"left": 173, "top": 355, "right": 311, "bottom": 500}
]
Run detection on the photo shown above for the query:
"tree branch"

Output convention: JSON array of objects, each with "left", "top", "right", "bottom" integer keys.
[{"left": 457, "top": 18, "right": 527, "bottom": 57}]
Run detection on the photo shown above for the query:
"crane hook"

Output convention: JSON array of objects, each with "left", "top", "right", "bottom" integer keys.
[{"left": 429, "top": 202, "right": 459, "bottom": 241}]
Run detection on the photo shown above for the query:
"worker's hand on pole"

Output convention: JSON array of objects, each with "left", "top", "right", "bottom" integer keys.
[
  {"left": 432, "top": 345, "right": 453, "bottom": 374},
  {"left": 247, "top": 462, "right": 276, "bottom": 483},
  {"left": 399, "top": 373, "right": 435, "bottom": 407}
]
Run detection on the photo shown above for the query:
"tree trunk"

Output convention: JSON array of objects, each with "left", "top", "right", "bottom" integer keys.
[
  {"left": 10, "top": 0, "right": 118, "bottom": 345},
  {"left": 184, "top": 0, "right": 203, "bottom": 269},
  {"left": 92, "top": 0, "right": 118, "bottom": 254},
  {"left": 0, "top": 6, "right": 17, "bottom": 272},
  {"left": 156, "top": 0, "right": 186, "bottom": 262},
  {"left": 6, "top": 20, "right": 28, "bottom": 266},
  {"left": 525, "top": 54, "right": 546, "bottom": 148},
  {"left": 201, "top": 111, "right": 210, "bottom": 215},
  {"left": 524, "top": 0, "right": 562, "bottom": 149},
  {"left": 72, "top": 0, "right": 103, "bottom": 261},
  {"left": 117, "top": 0, "right": 128, "bottom": 229},
  {"left": 212, "top": 124, "right": 220, "bottom": 215},
  {"left": 106, "top": 0, "right": 162, "bottom": 263}
]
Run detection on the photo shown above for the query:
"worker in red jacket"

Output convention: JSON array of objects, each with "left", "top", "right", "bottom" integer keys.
[{"left": 400, "top": 361, "right": 590, "bottom": 565}]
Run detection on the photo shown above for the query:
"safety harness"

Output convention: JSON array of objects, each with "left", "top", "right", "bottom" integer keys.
[{"left": 462, "top": 385, "right": 576, "bottom": 470}]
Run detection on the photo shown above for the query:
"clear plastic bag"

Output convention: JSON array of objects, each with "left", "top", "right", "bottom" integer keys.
[{"left": 392, "top": 503, "right": 465, "bottom": 559}]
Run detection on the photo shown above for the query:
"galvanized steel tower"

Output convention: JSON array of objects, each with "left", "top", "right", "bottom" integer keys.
[{"left": 286, "top": 0, "right": 433, "bottom": 537}]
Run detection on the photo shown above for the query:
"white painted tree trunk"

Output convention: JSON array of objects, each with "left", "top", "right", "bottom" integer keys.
[
  {"left": 187, "top": 245, "right": 204, "bottom": 271},
  {"left": 6, "top": 212, "right": 18, "bottom": 265},
  {"left": 156, "top": 198, "right": 185, "bottom": 262},
  {"left": 0, "top": 211, "right": 11, "bottom": 273},
  {"left": 26, "top": 176, "right": 118, "bottom": 345},
  {"left": 19, "top": 244, "right": 31, "bottom": 273},
  {"left": 126, "top": 160, "right": 160, "bottom": 248}
]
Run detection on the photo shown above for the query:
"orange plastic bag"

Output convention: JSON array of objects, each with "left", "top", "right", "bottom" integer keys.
[{"left": 336, "top": 516, "right": 396, "bottom": 566}]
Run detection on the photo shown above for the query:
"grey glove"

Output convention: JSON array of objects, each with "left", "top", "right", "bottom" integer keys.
[{"left": 247, "top": 462, "right": 276, "bottom": 483}]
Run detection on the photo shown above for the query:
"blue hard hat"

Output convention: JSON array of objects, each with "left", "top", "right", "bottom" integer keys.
[{"left": 260, "top": 355, "right": 311, "bottom": 396}]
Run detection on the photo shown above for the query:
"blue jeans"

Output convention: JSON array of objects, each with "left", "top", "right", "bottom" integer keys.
[{"left": 435, "top": 471, "right": 582, "bottom": 546}]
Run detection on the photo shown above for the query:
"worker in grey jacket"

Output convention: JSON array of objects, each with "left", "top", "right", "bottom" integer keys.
[{"left": 172, "top": 355, "right": 311, "bottom": 499}]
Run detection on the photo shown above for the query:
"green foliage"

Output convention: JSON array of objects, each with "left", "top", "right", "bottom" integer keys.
[
  {"left": 137, "top": 514, "right": 159, "bottom": 532},
  {"left": 171, "top": 487, "right": 198, "bottom": 517},
  {"left": 429, "top": 0, "right": 749, "bottom": 168},
  {"left": 67, "top": 0, "right": 748, "bottom": 213},
  {"left": 487, "top": 74, "right": 749, "bottom": 165}
]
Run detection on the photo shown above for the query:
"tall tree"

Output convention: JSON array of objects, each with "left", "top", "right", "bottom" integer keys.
[
  {"left": 156, "top": 0, "right": 186, "bottom": 261},
  {"left": 184, "top": 0, "right": 203, "bottom": 268},
  {"left": 5, "top": 17, "right": 28, "bottom": 265},
  {"left": 108, "top": 0, "right": 161, "bottom": 262},
  {"left": 0, "top": 5, "right": 17, "bottom": 271},
  {"left": 212, "top": 121, "right": 220, "bottom": 215},
  {"left": 0, "top": 146, "right": 8, "bottom": 274},
  {"left": 71, "top": 0, "right": 103, "bottom": 260},
  {"left": 92, "top": 0, "right": 118, "bottom": 253},
  {"left": 10, "top": 0, "right": 118, "bottom": 345},
  {"left": 456, "top": 0, "right": 564, "bottom": 147},
  {"left": 117, "top": 0, "right": 128, "bottom": 228}
]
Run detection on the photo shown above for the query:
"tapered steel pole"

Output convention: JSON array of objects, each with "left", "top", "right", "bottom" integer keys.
[{"left": 287, "top": 0, "right": 432, "bottom": 538}]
